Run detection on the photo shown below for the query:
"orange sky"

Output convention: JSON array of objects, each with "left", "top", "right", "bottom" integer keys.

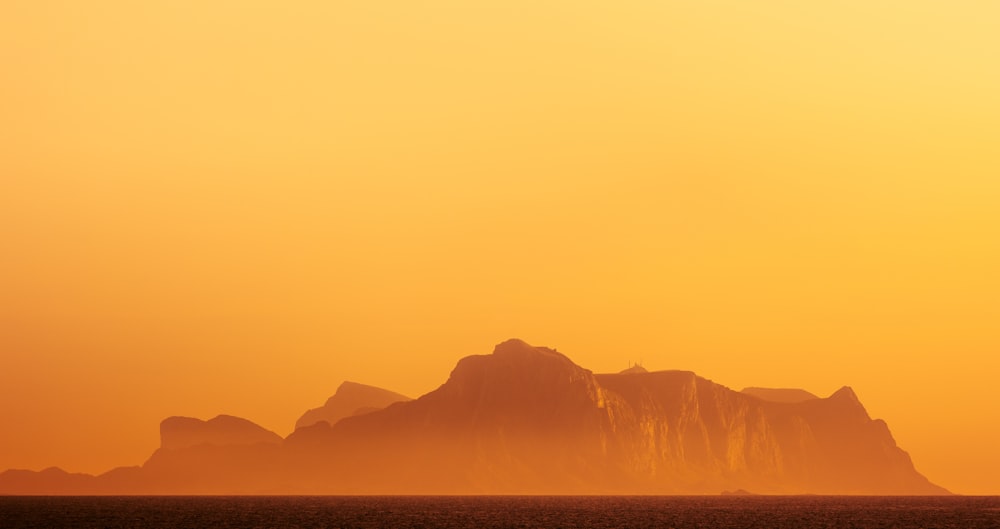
[{"left": 2, "top": 1, "right": 998, "bottom": 494}]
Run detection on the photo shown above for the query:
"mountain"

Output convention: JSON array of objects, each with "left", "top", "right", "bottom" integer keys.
[
  {"left": 283, "top": 339, "right": 945, "bottom": 494},
  {"left": 130, "top": 415, "right": 285, "bottom": 493},
  {"left": 295, "top": 381, "right": 411, "bottom": 430},
  {"left": 0, "top": 339, "right": 948, "bottom": 495},
  {"left": 0, "top": 414, "right": 284, "bottom": 495},
  {"left": 282, "top": 338, "right": 617, "bottom": 493},
  {"left": 741, "top": 387, "right": 819, "bottom": 404},
  {"left": 160, "top": 415, "right": 283, "bottom": 450}
]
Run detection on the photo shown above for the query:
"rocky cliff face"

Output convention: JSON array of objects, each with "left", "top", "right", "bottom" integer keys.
[
  {"left": 595, "top": 372, "right": 942, "bottom": 494},
  {"left": 284, "top": 339, "right": 945, "bottom": 494},
  {"left": 0, "top": 339, "right": 948, "bottom": 494}
]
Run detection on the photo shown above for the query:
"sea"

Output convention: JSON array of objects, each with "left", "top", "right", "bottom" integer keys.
[{"left": 1, "top": 496, "right": 998, "bottom": 529}]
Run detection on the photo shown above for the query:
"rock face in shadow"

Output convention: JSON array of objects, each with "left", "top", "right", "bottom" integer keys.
[
  {"left": 295, "top": 381, "right": 411, "bottom": 430},
  {"left": 741, "top": 387, "right": 820, "bottom": 404},
  {"left": 0, "top": 339, "right": 949, "bottom": 495}
]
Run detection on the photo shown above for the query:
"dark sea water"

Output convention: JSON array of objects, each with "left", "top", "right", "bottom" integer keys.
[{"left": 2, "top": 496, "right": 998, "bottom": 529}]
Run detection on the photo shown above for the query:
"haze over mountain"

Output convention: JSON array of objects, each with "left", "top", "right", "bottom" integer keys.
[
  {"left": 0, "top": 340, "right": 946, "bottom": 495},
  {"left": 295, "top": 381, "right": 411, "bottom": 431},
  {"left": 4, "top": 0, "right": 999, "bottom": 495}
]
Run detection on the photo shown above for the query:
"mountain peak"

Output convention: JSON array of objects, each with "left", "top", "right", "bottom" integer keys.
[
  {"left": 159, "top": 414, "right": 282, "bottom": 450},
  {"left": 824, "top": 386, "right": 871, "bottom": 419},
  {"left": 620, "top": 364, "right": 649, "bottom": 375},
  {"left": 337, "top": 381, "right": 367, "bottom": 392},
  {"left": 492, "top": 338, "right": 567, "bottom": 359},
  {"left": 331, "top": 381, "right": 407, "bottom": 400},
  {"left": 830, "top": 385, "right": 859, "bottom": 402},
  {"left": 296, "top": 381, "right": 411, "bottom": 431},
  {"left": 494, "top": 338, "right": 542, "bottom": 353}
]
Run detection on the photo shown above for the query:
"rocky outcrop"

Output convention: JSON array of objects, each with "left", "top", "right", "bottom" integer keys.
[{"left": 295, "top": 381, "right": 411, "bottom": 430}]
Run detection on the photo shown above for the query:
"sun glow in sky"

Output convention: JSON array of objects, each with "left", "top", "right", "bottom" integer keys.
[{"left": 2, "top": 1, "right": 999, "bottom": 494}]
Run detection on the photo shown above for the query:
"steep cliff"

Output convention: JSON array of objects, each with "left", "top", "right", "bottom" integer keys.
[{"left": 284, "top": 339, "right": 945, "bottom": 494}]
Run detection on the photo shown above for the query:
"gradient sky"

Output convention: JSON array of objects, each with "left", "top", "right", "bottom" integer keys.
[{"left": 2, "top": 1, "right": 998, "bottom": 494}]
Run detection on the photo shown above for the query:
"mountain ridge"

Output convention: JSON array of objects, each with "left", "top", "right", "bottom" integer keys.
[{"left": 0, "top": 339, "right": 948, "bottom": 495}]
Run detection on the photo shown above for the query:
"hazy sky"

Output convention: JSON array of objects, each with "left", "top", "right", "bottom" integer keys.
[{"left": 2, "top": 1, "right": 998, "bottom": 494}]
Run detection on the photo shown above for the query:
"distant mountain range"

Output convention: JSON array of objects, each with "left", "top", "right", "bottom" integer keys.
[{"left": 0, "top": 339, "right": 947, "bottom": 495}]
